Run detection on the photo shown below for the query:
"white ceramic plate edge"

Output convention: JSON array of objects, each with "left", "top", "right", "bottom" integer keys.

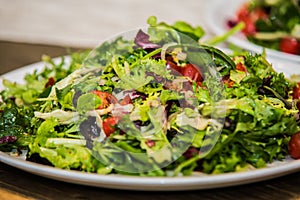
[{"left": 1, "top": 151, "right": 300, "bottom": 191}]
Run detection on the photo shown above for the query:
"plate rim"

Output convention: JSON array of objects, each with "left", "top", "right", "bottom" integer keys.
[{"left": 1, "top": 151, "right": 300, "bottom": 191}]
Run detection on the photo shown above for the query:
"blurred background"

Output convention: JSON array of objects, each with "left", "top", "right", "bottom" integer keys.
[{"left": 0, "top": 0, "right": 208, "bottom": 74}]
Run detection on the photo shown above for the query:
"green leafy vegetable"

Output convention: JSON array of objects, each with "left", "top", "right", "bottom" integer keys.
[{"left": 0, "top": 16, "right": 299, "bottom": 177}]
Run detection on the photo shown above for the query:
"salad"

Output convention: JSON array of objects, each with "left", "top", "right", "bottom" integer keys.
[
  {"left": 1, "top": 16, "right": 300, "bottom": 176},
  {"left": 228, "top": 0, "right": 300, "bottom": 55}
]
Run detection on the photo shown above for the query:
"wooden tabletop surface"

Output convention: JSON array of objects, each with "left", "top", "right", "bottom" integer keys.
[{"left": 0, "top": 41, "right": 300, "bottom": 200}]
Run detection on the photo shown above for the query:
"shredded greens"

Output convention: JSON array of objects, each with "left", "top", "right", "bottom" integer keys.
[{"left": 0, "top": 17, "right": 299, "bottom": 176}]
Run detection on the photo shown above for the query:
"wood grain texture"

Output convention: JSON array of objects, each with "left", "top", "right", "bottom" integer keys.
[
  {"left": 1, "top": 162, "right": 300, "bottom": 200},
  {"left": 0, "top": 41, "right": 82, "bottom": 75},
  {"left": 0, "top": 188, "right": 33, "bottom": 200}
]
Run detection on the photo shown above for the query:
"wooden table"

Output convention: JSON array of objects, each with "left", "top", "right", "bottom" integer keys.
[{"left": 0, "top": 41, "right": 300, "bottom": 200}]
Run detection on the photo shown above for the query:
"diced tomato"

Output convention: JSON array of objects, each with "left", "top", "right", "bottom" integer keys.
[
  {"left": 222, "top": 75, "right": 234, "bottom": 88},
  {"left": 236, "top": 63, "right": 247, "bottom": 72},
  {"left": 102, "top": 117, "right": 118, "bottom": 136},
  {"left": 293, "top": 89, "right": 300, "bottom": 99},
  {"left": 181, "top": 63, "right": 203, "bottom": 83},
  {"left": 293, "top": 83, "right": 300, "bottom": 110},
  {"left": 45, "top": 77, "right": 55, "bottom": 88},
  {"left": 92, "top": 90, "right": 117, "bottom": 109},
  {"left": 145, "top": 140, "right": 155, "bottom": 147},
  {"left": 292, "top": 83, "right": 300, "bottom": 99},
  {"left": 289, "top": 132, "right": 300, "bottom": 159},
  {"left": 279, "top": 37, "right": 300, "bottom": 55}
]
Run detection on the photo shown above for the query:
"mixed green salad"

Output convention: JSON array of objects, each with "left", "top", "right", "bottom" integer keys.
[
  {"left": 1, "top": 16, "right": 300, "bottom": 176},
  {"left": 228, "top": 0, "right": 300, "bottom": 55}
]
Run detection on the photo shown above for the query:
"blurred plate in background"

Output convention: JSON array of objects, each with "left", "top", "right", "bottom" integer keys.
[{"left": 203, "top": 0, "right": 300, "bottom": 64}]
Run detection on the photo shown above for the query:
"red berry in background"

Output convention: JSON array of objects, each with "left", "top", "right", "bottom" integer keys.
[
  {"left": 289, "top": 132, "right": 300, "bottom": 159},
  {"left": 236, "top": 3, "right": 268, "bottom": 36},
  {"left": 236, "top": 3, "right": 250, "bottom": 21},
  {"left": 279, "top": 37, "right": 300, "bottom": 55},
  {"left": 236, "top": 3, "right": 258, "bottom": 36},
  {"left": 251, "top": 8, "right": 268, "bottom": 22},
  {"left": 242, "top": 18, "right": 257, "bottom": 35}
]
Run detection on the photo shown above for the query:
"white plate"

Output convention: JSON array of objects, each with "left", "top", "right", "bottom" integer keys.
[
  {"left": 203, "top": 0, "right": 300, "bottom": 64},
  {"left": 1, "top": 59, "right": 300, "bottom": 191}
]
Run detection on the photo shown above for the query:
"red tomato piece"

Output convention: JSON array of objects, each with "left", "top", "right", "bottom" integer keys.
[
  {"left": 145, "top": 140, "right": 155, "bottom": 147},
  {"left": 102, "top": 117, "right": 118, "bottom": 136},
  {"left": 181, "top": 63, "right": 203, "bottom": 83},
  {"left": 292, "top": 83, "right": 300, "bottom": 99},
  {"left": 45, "top": 77, "right": 55, "bottom": 88},
  {"left": 222, "top": 75, "right": 234, "bottom": 88},
  {"left": 279, "top": 37, "right": 300, "bottom": 55},
  {"left": 289, "top": 132, "right": 300, "bottom": 159},
  {"left": 236, "top": 63, "right": 247, "bottom": 72},
  {"left": 166, "top": 60, "right": 182, "bottom": 75},
  {"left": 92, "top": 90, "right": 118, "bottom": 109}
]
